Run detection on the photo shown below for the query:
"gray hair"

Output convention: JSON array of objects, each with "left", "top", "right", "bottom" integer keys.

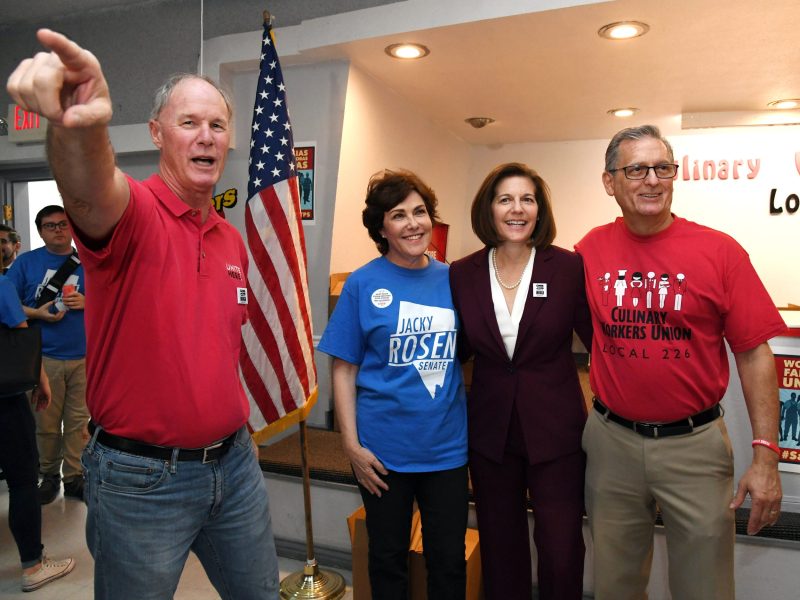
[
  {"left": 149, "top": 73, "right": 233, "bottom": 121},
  {"left": 605, "top": 124, "right": 674, "bottom": 172}
]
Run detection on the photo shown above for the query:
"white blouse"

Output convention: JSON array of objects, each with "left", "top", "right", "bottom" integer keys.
[{"left": 488, "top": 247, "right": 536, "bottom": 359}]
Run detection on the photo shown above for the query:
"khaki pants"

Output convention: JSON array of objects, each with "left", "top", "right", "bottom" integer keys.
[
  {"left": 583, "top": 408, "right": 735, "bottom": 600},
  {"left": 35, "top": 356, "right": 89, "bottom": 482}
]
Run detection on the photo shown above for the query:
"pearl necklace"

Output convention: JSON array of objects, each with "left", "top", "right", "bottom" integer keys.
[{"left": 491, "top": 247, "right": 531, "bottom": 290}]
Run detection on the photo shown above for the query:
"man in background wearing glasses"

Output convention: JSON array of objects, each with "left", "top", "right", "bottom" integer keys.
[
  {"left": 575, "top": 125, "right": 785, "bottom": 599},
  {"left": 6, "top": 205, "right": 88, "bottom": 504}
]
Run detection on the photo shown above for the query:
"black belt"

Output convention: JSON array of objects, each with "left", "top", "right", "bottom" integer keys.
[
  {"left": 593, "top": 398, "right": 721, "bottom": 438},
  {"left": 88, "top": 422, "right": 236, "bottom": 463}
]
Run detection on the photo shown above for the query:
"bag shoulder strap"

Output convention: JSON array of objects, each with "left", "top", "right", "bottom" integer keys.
[{"left": 35, "top": 249, "right": 81, "bottom": 308}]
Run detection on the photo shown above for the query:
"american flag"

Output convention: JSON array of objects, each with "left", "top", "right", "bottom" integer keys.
[{"left": 240, "top": 19, "right": 317, "bottom": 436}]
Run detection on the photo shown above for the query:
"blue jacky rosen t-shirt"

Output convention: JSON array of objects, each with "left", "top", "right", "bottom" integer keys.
[{"left": 318, "top": 256, "right": 467, "bottom": 472}]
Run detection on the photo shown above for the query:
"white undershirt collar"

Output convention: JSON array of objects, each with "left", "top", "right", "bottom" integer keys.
[{"left": 488, "top": 247, "right": 536, "bottom": 359}]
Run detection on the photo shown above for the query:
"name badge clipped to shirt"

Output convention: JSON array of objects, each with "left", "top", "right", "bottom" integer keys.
[
  {"left": 237, "top": 287, "right": 248, "bottom": 305},
  {"left": 532, "top": 283, "right": 548, "bottom": 298}
]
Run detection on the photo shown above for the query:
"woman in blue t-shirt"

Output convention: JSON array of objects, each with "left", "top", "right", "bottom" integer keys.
[{"left": 318, "top": 170, "right": 468, "bottom": 600}]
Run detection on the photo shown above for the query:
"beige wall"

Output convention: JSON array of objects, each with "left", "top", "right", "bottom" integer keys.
[
  {"left": 467, "top": 126, "right": 800, "bottom": 306},
  {"left": 330, "top": 65, "right": 472, "bottom": 274},
  {"left": 333, "top": 113, "right": 800, "bottom": 306}
]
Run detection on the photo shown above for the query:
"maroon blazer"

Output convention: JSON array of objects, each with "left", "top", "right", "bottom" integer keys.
[{"left": 450, "top": 245, "right": 592, "bottom": 464}]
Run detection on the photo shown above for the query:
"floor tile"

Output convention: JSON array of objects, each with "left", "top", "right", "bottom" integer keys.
[{"left": 1, "top": 484, "right": 353, "bottom": 598}]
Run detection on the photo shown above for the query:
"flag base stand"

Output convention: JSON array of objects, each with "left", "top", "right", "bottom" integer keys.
[
  {"left": 278, "top": 420, "right": 346, "bottom": 600},
  {"left": 279, "top": 560, "right": 346, "bottom": 599}
]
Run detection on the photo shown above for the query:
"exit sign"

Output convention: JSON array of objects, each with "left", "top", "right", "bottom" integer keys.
[{"left": 7, "top": 104, "right": 48, "bottom": 143}]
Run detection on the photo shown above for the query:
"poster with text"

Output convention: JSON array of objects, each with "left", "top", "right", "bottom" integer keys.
[
  {"left": 776, "top": 353, "right": 800, "bottom": 472},
  {"left": 295, "top": 143, "right": 316, "bottom": 223}
]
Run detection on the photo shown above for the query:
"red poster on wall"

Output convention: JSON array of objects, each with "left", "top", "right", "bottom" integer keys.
[{"left": 427, "top": 222, "right": 449, "bottom": 263}]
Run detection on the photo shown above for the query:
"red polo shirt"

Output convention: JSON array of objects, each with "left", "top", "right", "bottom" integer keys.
[{"left": 73, "top": 174, "right": 250, "bottom": 447}]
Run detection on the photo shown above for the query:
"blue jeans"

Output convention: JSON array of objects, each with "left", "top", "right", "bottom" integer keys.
[{"left": 82, "top": 425, "right": 280, "bottom": 600}]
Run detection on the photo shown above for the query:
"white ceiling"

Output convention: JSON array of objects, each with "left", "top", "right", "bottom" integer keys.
[
  {"left": 4, "top": 0, "right": 799, "bottom": 145},
  {"left": 0, "top": 0, "right": 136, "bottom": 24},
  {"left": 298, "top": 0, "right": 800, "bottom": 144}
]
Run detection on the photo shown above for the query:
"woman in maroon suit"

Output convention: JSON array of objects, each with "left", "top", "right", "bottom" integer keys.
[{"left": 450, "top": 163, "right": 592, "bottom": 600}]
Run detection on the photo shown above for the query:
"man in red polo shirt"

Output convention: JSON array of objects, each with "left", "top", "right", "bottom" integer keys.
[{"left": 8, "top": 29, "right": 280, "bottom": 599}]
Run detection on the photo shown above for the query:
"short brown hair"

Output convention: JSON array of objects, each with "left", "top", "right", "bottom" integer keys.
[
  {"left": 362, "top": 169, "right": 439, "bottom": 255},
  {"left": 0, "top": 224, "right": 19, "bottom": 245},
  {"left": 471, "top": 162, "right": 556, "bottom": 249},
  {"left": 35, "top": 205, "right": 66, "bottom": 231}
]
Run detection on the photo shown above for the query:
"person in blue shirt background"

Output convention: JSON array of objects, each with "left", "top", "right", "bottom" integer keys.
[{"left": 7, "top": 205, "right": 89, "bottom": 503}]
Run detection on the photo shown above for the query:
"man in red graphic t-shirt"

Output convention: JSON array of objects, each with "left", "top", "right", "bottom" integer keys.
[{"left": 576, "top": 124, "right": 786, "bottom": 600}]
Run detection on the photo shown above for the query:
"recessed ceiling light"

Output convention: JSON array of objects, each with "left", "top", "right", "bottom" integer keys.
[
  {"left": 598, "top": 21, "right": 649, "bottom": 40},
  {"left": 768, "top": 99, "right": 800, "bottom": 110},
  {"left": 607, "top": 108, "right": 639, "bottom": 118},
  {"left": 385, "top": 43, "right": 430, "bottom": 60},
  {"left": 464, "top": 117, "right": 495, "bottom": 129}
]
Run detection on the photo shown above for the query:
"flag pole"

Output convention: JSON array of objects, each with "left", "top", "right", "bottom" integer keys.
[
  {"left": 241, "top": 9, "right": 344, "bottom": 597},
  {"left": 279, "top": 417, "right": 346, "bottom": 599}
]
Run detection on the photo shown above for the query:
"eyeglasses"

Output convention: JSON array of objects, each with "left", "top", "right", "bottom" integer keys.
[
  {"left": 608, "top": 164, "right": 678, "bottom": 180},
  {"left": 41, "top": 220, "right": 70, "bottom": 231}
]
